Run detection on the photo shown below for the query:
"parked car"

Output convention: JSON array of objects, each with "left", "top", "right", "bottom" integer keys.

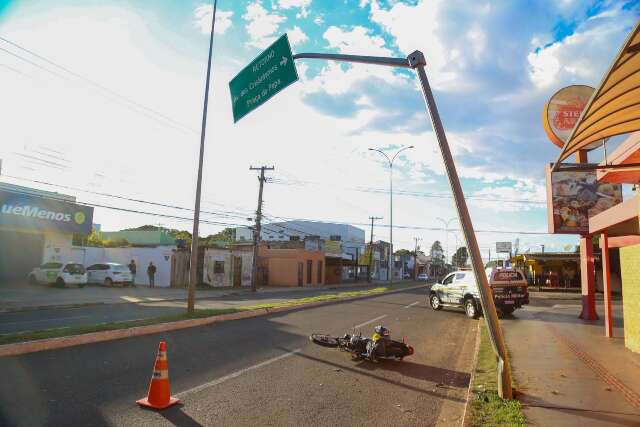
[
  {"left": 428, "top": 268, "right": 529, "bottom": 318},
  {"left": 28, "top": 262, "right": 88, "bottom": 287},
  {"left": 86, "top": 263, "right": 133, "bottom": 287},
  {"left": 417, "top": 272, "right": 429, "bottom": 281},
  {"left": 403, "top": 272, "right": 411, "bottom": 279}
]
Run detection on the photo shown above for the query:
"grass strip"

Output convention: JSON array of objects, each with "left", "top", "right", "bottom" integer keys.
[
  {"left": 470, "top": 323, "right": 524, "bottom": 427},
  {"left": 0, "top": 286, "right": 392, "bottom": 345}
]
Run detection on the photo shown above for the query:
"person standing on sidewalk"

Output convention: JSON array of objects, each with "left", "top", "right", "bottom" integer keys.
[
  {"left": 128, "top": 260, "right": 137, "bottom": 287},
  {"left": 147, "top": 262, "right": 157, "bottom": 288}
]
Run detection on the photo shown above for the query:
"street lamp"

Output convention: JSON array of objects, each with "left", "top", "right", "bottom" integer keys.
[
  {"left": 369, "top": 145, "right": 414, "bottom": 281},
  {"left": 436, "top": 217, "right": 457, "bottom": 265}
]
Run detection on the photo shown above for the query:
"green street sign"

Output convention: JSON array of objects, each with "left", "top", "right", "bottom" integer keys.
[{"left": 229, "top": 34, "right": 299, "bottom": 123}]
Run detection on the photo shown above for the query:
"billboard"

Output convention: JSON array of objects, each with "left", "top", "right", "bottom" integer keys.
[
  {"left": 496, "top": 242, "right": 512, "bottom": 253},
  {"left": 545, "top": 164, "right": 622, "bottom": 234},
  {"left": 0, "top": 190, "right": 94, "bottom": 234}
]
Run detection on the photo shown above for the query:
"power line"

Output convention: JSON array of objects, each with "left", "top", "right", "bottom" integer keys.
[
  {"left": 0, "top": 36, "right": 197, "bottom": 135},
  {"left": 269, "top": 177, "right": 546, "bottom": 205},
  {"left": 263, "top": 212, "right": 553, "bottom": 235},
  {"left": 3, "top": 174, "right": 253, "bottom": 221}
]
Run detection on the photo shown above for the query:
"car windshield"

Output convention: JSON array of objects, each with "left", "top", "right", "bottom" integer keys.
[
  {"left": 111, "top": 264, "right": 128, "bottom": 272},
  {"left": 65, "top": 264, "right": 86, "bottom": 274}
]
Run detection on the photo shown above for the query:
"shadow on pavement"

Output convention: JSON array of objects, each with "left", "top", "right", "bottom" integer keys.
[
  {"left": 159, "top": 404, "right": 203, "bottom": 427},
  {"left": 280, "top": 347, "right": 467, "bottom": 403},
  {"left": 520, "top": 395, "right": 640, "bottom": 427},
  {"left": 356, "top": 359, "right": 471, "bottom": 388}
]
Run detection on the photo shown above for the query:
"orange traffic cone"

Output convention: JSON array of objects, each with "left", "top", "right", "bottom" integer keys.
[{"left": 137, "top": 341, "right": 180, "bottom": 410}]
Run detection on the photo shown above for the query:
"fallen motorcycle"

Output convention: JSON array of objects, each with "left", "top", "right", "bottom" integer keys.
[{"left": 309, "top": 330, "right": 414, "bottom": 361}]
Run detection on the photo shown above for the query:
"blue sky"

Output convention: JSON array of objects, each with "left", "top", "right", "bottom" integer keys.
[{"left": 0, "top": 0, "right": 638, "bottom": 259}]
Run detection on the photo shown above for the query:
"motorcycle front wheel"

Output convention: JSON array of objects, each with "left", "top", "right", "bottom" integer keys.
[{"left": 310, "top": 334, "right": 340, "bottom": 348}]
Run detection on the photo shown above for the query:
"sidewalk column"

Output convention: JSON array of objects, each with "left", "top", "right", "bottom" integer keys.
[
  {"left": 579, "top": 235, "right": 599, "bottom": 320},
  {"left": 601, "top": 232, "right": 613, "bottom": 337}
]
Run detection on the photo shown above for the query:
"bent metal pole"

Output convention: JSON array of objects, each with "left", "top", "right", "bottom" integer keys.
[
  {"left": 292, "top": 50, "right": 513, "bottom": 399},
  {"left": 188, "top": 0, "right": 218, "bottom": 313}
]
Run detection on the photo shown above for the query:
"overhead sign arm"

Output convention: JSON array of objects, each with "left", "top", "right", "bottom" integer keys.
[{"left": 292, "top": 52, "right": 411, "bottom": 68}]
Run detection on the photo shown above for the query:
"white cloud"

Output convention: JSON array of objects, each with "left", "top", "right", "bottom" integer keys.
[
  {"left": 286, "top": 25, "right": 309, "bottom": 47},
  {"left": 193, "top": 4, "right": 233, "bottom": 35},
  {"left": 323, "top": 25, "right": 392, "bottom": 57},
  {"left": 242, "top": 1, "right": 286, "bottom": 49},
  {"left": 527, "top": 15, "right": 634, "bottom": 88},
  {"left": 277, "top": 0, "right": 312, "bottom": 18},
  {"left": 313, "top": 15, "right": 324, "bottom": 25}
]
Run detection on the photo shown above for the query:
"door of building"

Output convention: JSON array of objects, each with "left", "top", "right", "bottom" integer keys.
[
  {"left": 297, "top": 262, "right": 303, "bottom": 287},
  {"left": 306, "top": 260, "right": 313, "bottom": 285},
  {"left": 233, "top": 256, "right": 242, "bottom": 288},
  {"left": 0, "top": 230, "right": 44, "bottom": 284}
]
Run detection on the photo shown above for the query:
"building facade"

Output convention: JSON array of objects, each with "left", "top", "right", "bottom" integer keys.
[
  {"left": 203, "top": 245, "right": 253, "bottom": 288},
  {"left": 0, "top": 183, "right": 93, "bottom": 282}
]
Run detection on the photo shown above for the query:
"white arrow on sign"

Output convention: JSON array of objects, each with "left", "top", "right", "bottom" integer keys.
[{"left": 279, "top": 57, "right": 288, "bottom": 67}]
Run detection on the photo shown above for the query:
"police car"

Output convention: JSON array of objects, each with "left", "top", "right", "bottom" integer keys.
[
  {"left": 428, "top": 268, "right": 529, "bottom": 318},
  {"left": 28, "top": 262, "right": 88, "bottom": 288}
]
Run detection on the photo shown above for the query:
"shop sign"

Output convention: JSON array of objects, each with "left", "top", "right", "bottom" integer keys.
[
  {"left": 543, "top": 85, "right": 596, "bottom": 149},
  {"left": 496, "top": 242, "right": 512, "bottom": 253},
  {"left": 0, "top": 190, "right": 94, "bottom": 234},
  {"left": 545, "top": 165, "right": 622, "bottom": 234}
]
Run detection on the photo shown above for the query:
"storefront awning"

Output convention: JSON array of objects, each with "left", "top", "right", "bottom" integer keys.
[
  {"left": 555, "top": 19, "right": 640, "bottom": 164},
  {"left": 597, "top": 131, "right": 640, "bottom": 183},
  {"left": 589, "top": 194, "right": 640, "bottom": 236}
]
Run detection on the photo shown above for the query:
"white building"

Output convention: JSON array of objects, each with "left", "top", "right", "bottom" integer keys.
[{"left": 235, "top": 220, "right": 365, "bottom": 260}]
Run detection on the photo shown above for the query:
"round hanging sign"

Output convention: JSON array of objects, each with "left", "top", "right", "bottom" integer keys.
[{"left": 542, "top": 85, "right": 595, "bottom": 149}]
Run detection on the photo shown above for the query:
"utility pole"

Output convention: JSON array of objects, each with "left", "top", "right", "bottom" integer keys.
[
  {"left": 413, "top": 237, "right": 422, "bottom": 280},
  {"left": 250, "top": 166, "right": 274, "bottom": 292},
  {"left": 188, "top": 0, "right": 218, "bottom": 313},
  {"left": 367, "top": 216, "right": 382, "bottom": 283}
]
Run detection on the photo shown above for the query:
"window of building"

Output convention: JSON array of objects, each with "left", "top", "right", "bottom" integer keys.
[
  {"left": 317, "top": 260, "right": 323, "bottom": 283},
  {"left": 214, "top": 261, "right": 224, "bottom": 274},
  {"left": 329, "top": 235, "right": 341, "bottom": 241},
  {"left": 289, "top": 235, "right": 300, "bottom": 241},
  {"left": 307, "top": 260, "right": 312, "bottom": 284}
]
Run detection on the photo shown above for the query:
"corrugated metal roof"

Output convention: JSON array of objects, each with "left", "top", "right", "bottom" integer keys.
[{"left": 556, "top": 18, "right": 640, "bottom": 163}]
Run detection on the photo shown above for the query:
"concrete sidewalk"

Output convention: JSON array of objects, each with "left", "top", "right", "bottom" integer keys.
[
  {"left": 0, "top": 280, "right": 410, "bottom": 313},
  {"left": 503, "top": 298, "right": 640, "bottom": 426}
]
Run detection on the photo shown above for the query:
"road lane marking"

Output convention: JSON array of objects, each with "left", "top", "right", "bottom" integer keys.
[
  {"left": 404, "top": 301, "right": 419, "bottom": 309},
  {"left": 1, "top": 315, "right": 89, "bottom": 326},
  {"left": 177, "top": 348, "right": 303, "bottom": 397},
  {"left": 353, "top": 314, "right": 387, "bottom": 329}
]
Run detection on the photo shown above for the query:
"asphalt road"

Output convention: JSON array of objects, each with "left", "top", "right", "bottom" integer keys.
[
  {"left": 0, "top": 286, "right": 477, "bottom": 426},
  {"left": 0, "top": 286, "right": 401, "bottom": 334}
]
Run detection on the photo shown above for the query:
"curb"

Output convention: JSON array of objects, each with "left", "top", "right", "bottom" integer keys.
[
  {"left": 462, "top": 322, "right": 481, "bottom": 427},
  {"left": 0, "top": 284, "right": 426, "bottom": 357},
  {"left": 0, "top": 282, "right": 419, "bottom": 314}
]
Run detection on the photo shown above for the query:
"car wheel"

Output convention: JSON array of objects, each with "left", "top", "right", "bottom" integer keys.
[
  {"left": 465, "top": 298, "right": 479, "bottom": 319},
  {"left": 430, "top": 294, "right": 442, "bottom": 311},
  {"left": 104, "top": 278, "right": 113, "bottom": 287},
  {"left": 56, "top": 278, "right": 66, "bottom": 288},
  {"left": 28, "top": 275, "right": 37, "bottom": 285}
]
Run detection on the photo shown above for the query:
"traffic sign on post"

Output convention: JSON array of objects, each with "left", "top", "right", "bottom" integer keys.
[{"left": 229, "top": 34, "right": 298, "bottom": 123}]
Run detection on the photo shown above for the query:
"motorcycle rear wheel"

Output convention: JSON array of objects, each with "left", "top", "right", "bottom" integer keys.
[{"left": 310, "top": 334, "right": 340, "bottom": 348}]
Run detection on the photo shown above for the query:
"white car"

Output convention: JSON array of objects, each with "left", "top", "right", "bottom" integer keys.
[
  {"left": 28, "top": 262, "right": 88, "bottom": 287},
  {"left": 86, "top": 263, "right": 133, "bottom": 287},
  {"left": 417, "top": 272, "right": 429, "bottom": 281}
]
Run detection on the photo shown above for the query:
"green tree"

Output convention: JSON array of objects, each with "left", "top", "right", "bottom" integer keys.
[
  {"left": 452, "top": 246, "right": 469, "bottom": 267},
  {"left": 430, "top": 241, "right": 444, "bottom": 260}
]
